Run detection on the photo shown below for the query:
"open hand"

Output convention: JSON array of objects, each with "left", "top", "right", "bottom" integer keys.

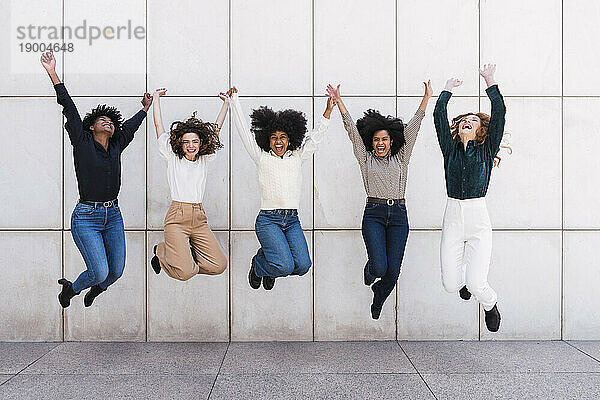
[
  {"left": 423, "top": 80, "right": 433, "bottom": 98},
  {"left": 479, "top": 63, "right": 496, "bottom": 80},
  {"left": 40, "top": 51, "right": 56, "bottom": 72},
  {"left": 444, "top": 78, "right": 463, "bottom": 92},
  {"left": 326, "top": 84, "right": 341, "bottom": 100}
]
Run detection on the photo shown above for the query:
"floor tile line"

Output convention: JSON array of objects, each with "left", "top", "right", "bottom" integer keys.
[
  {"left": 0, "top": 343, "right": 62, "bottom": 387},
  {"left": 208, "top": 341, "right": 230, "bottom": 399},
  {"left": 395, "top": 341, "right": 439, "bottom": 400},
  {"left": 563, "top": 340, "right": 600, "bottom": 364}
]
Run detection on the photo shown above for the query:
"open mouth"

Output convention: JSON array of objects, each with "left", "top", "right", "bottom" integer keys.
[
  {"left": 275, "top": 145, "right": 284, "bottom": 153},
  {"left": 376, "top": 145, "right": 386, "bottom": 154}
]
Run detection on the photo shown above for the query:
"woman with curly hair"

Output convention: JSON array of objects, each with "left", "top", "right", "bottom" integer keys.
[
  {"left": 149, "top": 87, "right": 231, "bottom": 281},
  {"left": 230, "top": 87, "right": 335, "bottom": 290},
  {"left": 326, "top": 81, "right": 432, "bottom": 319},
  {"left": 41, "top": 51, "right": 151, "bottom": 308},
  {"left": 434, "top": 64, "right": 506, "bottom": 332}
]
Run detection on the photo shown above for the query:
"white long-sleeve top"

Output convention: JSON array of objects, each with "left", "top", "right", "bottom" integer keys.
[
  {"left": 230, "top": 93, "right": 330, "bottom": 210},
  {"left": 157, "top": 132, "right": 216, "bottom": 204}
]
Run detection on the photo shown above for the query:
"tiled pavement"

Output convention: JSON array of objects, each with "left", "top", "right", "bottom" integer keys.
[{"left": 1, "top": 341, "right": 599, "bottom": 399}]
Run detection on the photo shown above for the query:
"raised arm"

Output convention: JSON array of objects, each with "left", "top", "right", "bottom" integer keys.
[
  {"left": 434, "top": 78, "right": 462, "bottom": 158},
  {"left": 298, "top": 96, "right": 334, "bottom": 160},
  {"left": 229, "top": 87, "right": 261, "bottom": 164},
  {"left": 402, "top": 80, "right": 432, "bottom": 161},
  {"left": 114, "top": 92, "right": 151, "bottom": 151},
  {"left": 479, "top": 64, "right": 506, "bottom": 157},
  {"left": 326, "top": 84, "right": 368, "bottom": 166},
  {"left": 214, "top": 87, "right": 234, "bottom": 136},
  {"left": 41, "top": 51, "right": 85, "bottom": 146}
]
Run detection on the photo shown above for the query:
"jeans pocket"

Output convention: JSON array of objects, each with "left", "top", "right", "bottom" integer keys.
[
  {"left": 365, "top": 202, "right": 379, "bottom": 211},
  {"left": 74, "top": 204, "right": 95, "bottom": 215}
]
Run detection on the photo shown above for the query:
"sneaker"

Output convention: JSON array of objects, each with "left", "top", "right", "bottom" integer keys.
[
  {"left": 84, "top": 285, "right": 105, "bottom": 307},
  {"left": 459, "top": 286, "right": 471, "bottom": 300},
  {"left": 485, "top": 304, "right": 501, "bottom": 332},
  {"left": 151, "top": 245, "right": 161, "bottom": 275},
  {"left": 364, "top": 261, "right": 375, "bottom": 286},
  {"left": 263, "top": 276, "right": 275, "bottom": 290},
  {"left": 58, "top": 278, "right": 78, "bottom": 308},
  {"left": 248, "top": 260, "right": 262, "bottom": 289}
]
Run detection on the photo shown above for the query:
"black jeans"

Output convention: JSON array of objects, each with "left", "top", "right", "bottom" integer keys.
[{"left": 361, "top": 202, "right": 409, "bottom": 308}]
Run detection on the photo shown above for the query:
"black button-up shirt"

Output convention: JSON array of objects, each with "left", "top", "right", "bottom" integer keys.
[
  {"left": 434, "top": 85, "right": 506, "bottom": 200},
  {"left": 54, "top": 83, "right": 147, "bottom": 202}
]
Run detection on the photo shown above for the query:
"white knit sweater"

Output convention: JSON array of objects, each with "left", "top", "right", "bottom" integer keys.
[{"left": 230, "top": 93, "right": 330, "bottom": 210}]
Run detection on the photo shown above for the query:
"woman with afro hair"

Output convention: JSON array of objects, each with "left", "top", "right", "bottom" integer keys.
[
  {"left": 230, "top": 87, "right": 336, "bottom": 290},
  {"left": 149, "top": 87, "right": 230, "bottom": 281},
  {"left": 434, "top": 64, "right": 506, "bottom": 333},
  {"left": 41, "top": 51, "right": 151, "bottom": 308},
  {"left": 326, "top": 81, "right": 432, "bottom": 319}
]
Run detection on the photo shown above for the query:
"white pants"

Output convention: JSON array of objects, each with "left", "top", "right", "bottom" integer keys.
[{"left": 440, "top": 197, "right": 497, "bottom": 311}]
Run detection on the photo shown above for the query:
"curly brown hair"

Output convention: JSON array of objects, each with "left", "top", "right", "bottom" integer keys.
[
  {"left": 169, "top": 112, "right": 223, "bottom": 160},
  {"left": 451, "top": 112, "right": 512, "bottom": 167},
  {"left": 450, "top": 112, "right": 490, "bottom": 144}
]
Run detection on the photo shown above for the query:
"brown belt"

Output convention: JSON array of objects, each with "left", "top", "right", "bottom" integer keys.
[{"left": 366, "top": 197, "right": 405, "bottom": 206}]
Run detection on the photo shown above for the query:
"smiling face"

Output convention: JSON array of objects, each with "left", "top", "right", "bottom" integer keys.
[
  {"left": 458, "top": 114, "right": 481, "bottom": 138},
  {"left": 90, "top": 116, "right": 115, "bottom": 136},
  {"left": 270, "top": 131, "right": 289, "bottom": 157},
  {"left": 182, "top": 132, "right": 201, "bottom": 160},
  {"left": 372, "top": 130, "right": 393, "bottom": 157}
]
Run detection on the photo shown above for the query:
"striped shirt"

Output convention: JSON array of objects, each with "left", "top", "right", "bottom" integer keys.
[{"left": 342, "top": 109, "right": 425, "bottom": 200}]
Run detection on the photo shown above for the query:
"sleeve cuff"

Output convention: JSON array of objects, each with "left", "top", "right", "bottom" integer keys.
[
  {"left": 53, "top": 82, "right": 67, "bottom": 95},
  {"left": 319, "top": 114, "right": 330, "bottom": 126},
  {"left": 485, "top": 84, "right": 501, "bottom": 98},
  {"left": 439, "top": 90, "right": 453, "bottom": 99}
]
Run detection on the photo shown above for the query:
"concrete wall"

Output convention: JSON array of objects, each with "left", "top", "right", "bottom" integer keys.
[{"left": 1, "top": 0, "right": 599, "bottom": 341}]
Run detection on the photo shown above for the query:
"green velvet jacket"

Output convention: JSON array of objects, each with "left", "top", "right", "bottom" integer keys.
[{"left": 434, "top": 85, "right": 506, "bottom": 200}]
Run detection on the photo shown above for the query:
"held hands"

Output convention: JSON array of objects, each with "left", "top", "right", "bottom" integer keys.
[
  {"left": 479, "top": 63, "right": 497, "bottom": 87},
  {"left": 326, "top": 84, "right": 341, "bottom": 100},
  {"left": 444, "top": 78, "right": 463, "bottom": 92},
  {"left": 219, "top": 87, "right": 236, "bottom": 103},
  {"left": 323, "top": 95, "right": 337, "bottom": 118}
]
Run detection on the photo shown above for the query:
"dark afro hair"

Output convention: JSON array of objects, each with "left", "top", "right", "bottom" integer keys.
[
  {"left": 169, "top": 112, "right": 223, "bottom": 160},
  {"left": 250, "top": 106, "right": 307, "bottom": 152},
  {"left": 356, "top": 109, "right": 405, "bottom": 156},
  {"left": 82, "top": 104, "right": 123, "bottom": 133}
]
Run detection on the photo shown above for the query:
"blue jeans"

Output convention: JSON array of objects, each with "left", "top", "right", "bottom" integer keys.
[
  {"left": 253, "top": 209, "right": 311, "bottom": 278},
  {"left": 361, "top": 202, "right": 409, "bottom": 308},
  {"left": 70, "top": 203, "right": 126, "bottom": 293}
]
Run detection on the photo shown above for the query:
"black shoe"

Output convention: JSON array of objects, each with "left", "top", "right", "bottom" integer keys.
[
  {"left": 485, "top": 304, "right": 501, "bottom": 332},
  {"left": 371, "top": 304, "right": 382, "bottom": 320},
  {"left": 459, "top": 285, "right": 472, "bottom": 300},
  {"left": 364, "top": 261, "right": 375, "bottom": 286},
  {"left": 263, "top": 276, "right": 275, "bottom": 290},
  {"left": 84, "top": 285, "right": 105, "bottom": 307},
  {"left": 248, "top": 261, "right": 262, "bottom": 289},
  {"left": 151, "top": 245, "right": 161, "bottom": 275},
  {"left": 58, "top": 278, "right": 78, "bottom": 308}
]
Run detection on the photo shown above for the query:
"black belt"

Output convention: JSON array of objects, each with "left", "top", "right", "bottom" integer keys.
[
  {"left": 79, "top": 199, "right": 118, "bottom": 208},
  {"left": 366, "top": 197, "right": 405, "bottom": 206}
]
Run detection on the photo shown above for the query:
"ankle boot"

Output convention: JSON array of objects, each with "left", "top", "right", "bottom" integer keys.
[
  {"left": 84, "top": 285, "right": 106, "bottom": 307},
  {"left": 58, "top": 279, "right": 78, "bottom": 308}
]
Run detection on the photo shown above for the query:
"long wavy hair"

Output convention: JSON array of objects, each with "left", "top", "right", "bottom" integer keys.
[
  {"left": 451, "top": 112, "right": 512, "bottom": 167},
  {"left": 169, "top": 112, "right": 223, "bottom": 160}
]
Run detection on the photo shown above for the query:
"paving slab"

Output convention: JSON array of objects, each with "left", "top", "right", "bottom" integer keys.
[
  {"left": 0, "top": 343, "right": 59, "bottom": 374},
  {"left": 0, "top": 374, "right": 215, "bottom": 400},
  {"left": 22, "top": 342, "right": 227, "bottom": 375},
  {"left": 209, "top": 373, "right": 433, "bottom": 400},
  {"left": 422, "top": 373, "right": 600, "bottom": 400},
  {"left": 567, "top": 341, "right": 600, "bottom": 362},
  {"left": 221, "top": 341, "right": 415, "bottom": 374},
  {"left": 400, "top": 341, "right": 600, "bottom": 373}
]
